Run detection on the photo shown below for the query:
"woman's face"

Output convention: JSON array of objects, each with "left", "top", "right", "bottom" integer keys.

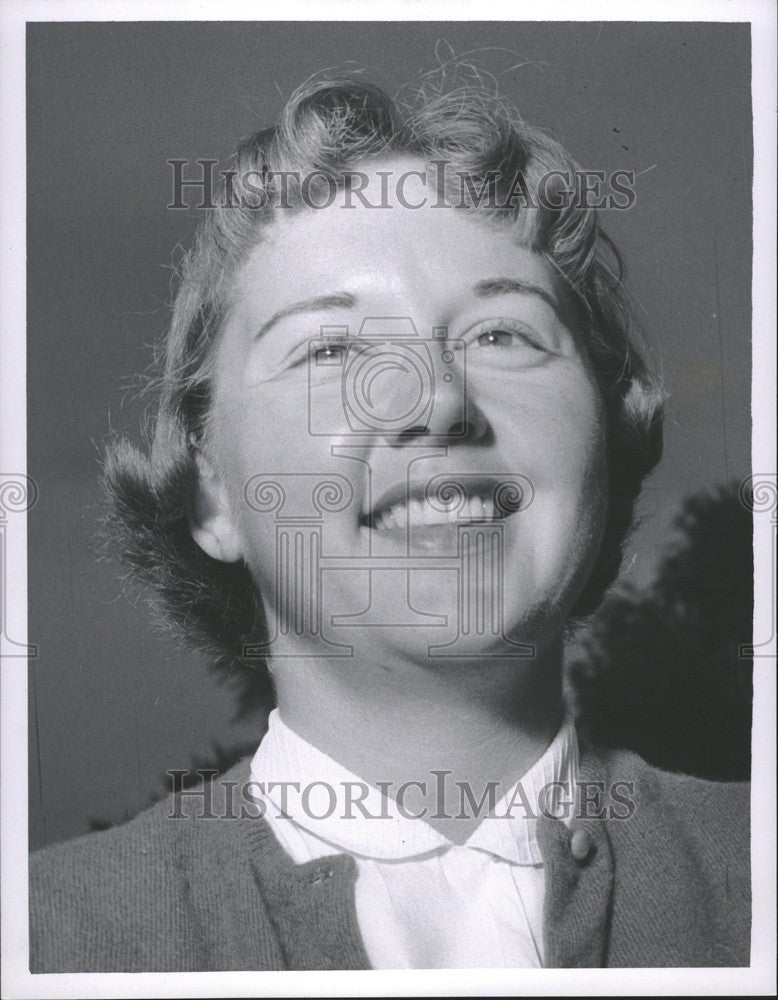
[{"left": 199, "top": 160, "right": 608, "bottom": 661}]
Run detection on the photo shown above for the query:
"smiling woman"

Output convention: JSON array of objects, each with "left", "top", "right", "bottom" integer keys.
[
  {"left": 28, "top": 72, "right": 750, "bottom": 973},
  {"left": 98, "top": 76, "right": 664, "bottom": 689}
]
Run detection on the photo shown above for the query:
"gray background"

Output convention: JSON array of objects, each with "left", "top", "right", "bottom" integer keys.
[{"left": 27, "top": 21, "right": 752, "bottom": 849}]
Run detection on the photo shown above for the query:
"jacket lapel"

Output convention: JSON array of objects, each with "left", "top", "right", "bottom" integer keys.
[
  {"left": 242, "top": 813, "right": 371, "bottom": 970},
  {"left": 537, "top": 743, "right": 615, "bottom": 967}
]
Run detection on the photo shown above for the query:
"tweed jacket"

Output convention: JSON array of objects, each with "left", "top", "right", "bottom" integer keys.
[{"left": 29, "top": 742, "right": 751, "bottom": 971}]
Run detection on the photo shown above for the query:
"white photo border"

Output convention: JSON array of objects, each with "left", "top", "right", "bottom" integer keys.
[{"left": 2, "top": 1, "right": 775, "bottom": 997}]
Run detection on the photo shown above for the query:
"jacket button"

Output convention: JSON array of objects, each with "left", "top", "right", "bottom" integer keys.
[{"left": 570, "top": 828, "right": 592, "bottom": 862}]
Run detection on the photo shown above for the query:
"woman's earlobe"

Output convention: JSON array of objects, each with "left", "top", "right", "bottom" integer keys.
[{"left": 188, "top": 454, "right": 244, "bottom": 563}]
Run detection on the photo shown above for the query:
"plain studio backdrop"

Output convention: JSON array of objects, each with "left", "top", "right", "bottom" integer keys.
[{"left": 26, "top": 21, "right": 751, "bottom": 850}]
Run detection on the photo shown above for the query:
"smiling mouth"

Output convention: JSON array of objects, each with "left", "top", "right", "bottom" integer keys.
[{"left": 360, "top": 478, "right": 523, "bottom": 531}]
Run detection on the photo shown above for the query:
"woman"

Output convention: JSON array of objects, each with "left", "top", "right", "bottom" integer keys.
[{"left": 29, "top": 73, "right": 750, "bottom": 971}]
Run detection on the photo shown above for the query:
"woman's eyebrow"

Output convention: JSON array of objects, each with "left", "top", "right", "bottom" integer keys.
[
  {"left": 473, "top": 278, "right": 561, "bottom": 316},
  {"left": 255, "top": 292, "right": 357, "bottom": 340},
  {"left": 254, "top": 279, "right": 559, "bottom": 341}
]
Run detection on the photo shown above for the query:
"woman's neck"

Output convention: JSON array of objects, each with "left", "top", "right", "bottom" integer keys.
[{"left": 271, "top": 637, "right": 565, "bottom": 842}]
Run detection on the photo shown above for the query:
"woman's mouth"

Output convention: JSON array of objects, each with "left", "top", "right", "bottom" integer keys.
[
  {"left": 360, "top": 475, "right": 527, "bottom": 531},
  {"left": 367, "top": 493, "right": 498, "bottom": 530}
]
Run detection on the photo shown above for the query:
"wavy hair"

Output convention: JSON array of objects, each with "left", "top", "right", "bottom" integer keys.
[{"left": 102, "top": 70, "right": 665, "bottom": 711}]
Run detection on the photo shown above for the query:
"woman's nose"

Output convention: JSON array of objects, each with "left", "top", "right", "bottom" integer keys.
[{"left": 382, "top": 356, "right": 491, "bottom": 448}]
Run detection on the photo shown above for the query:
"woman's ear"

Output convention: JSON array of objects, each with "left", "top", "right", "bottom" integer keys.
[{"left": 189, "top": 453, "right": 244, "bottom": 563}]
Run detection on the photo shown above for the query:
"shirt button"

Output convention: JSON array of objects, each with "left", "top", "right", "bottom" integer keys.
[
  {"left": 310, "top": 868, "right": 333, "bottom": 886},
  {"left": 570, "top": 828, "right": 592, "bottom": 862}
]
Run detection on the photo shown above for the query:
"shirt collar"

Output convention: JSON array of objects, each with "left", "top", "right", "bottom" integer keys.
[
  {"left": 466, "top": 715, "right": 579, "bottom": 864},
  {"left": 251, "top": 708, "right": 578, "bottom": 865}
]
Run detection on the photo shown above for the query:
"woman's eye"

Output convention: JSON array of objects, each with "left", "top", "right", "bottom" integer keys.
[
  {"left": 459, "top": 319, "right": 553, "bottom": 368},
  {"left": 473, "top": 325, "right": 544, "bottom": 352},
  {"left": 313, "top": 344, "right": 347, "bottom": 365},
  {"left": 477, "top": 329, "right": 520, "bottom": 348},
  {"left": 284, "top": 342, "right": 346, "bottom": 371}
]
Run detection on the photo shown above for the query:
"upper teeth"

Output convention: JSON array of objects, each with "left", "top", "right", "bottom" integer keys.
[{"left": 374, "top": 494, "right": 496, "bottom": 530}]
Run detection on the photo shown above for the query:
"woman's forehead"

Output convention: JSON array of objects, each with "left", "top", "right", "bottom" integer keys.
[{"left": 234, "top": 187, "right": 544, "bottom": 309}]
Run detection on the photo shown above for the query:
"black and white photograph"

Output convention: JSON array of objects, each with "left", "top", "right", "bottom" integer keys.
[{"left": 1, "top": 2, "right": 776, "bottom": 996}]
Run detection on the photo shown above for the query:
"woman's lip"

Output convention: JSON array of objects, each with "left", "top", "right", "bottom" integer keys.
[
  {"left": 361, "top": 520, "right": 459, "bottom": 552},
  {"left": 361, "top": 507, "right": 519, "bottom": 531},
  {"left": 359, "top": 519, "right": 513, "bottom": 553},
  {"left": 359, "top": 517, "right": 515, "bottom": 536},
  {"left": 365, "top": 521, "right": 459, "bottom": 533}
]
